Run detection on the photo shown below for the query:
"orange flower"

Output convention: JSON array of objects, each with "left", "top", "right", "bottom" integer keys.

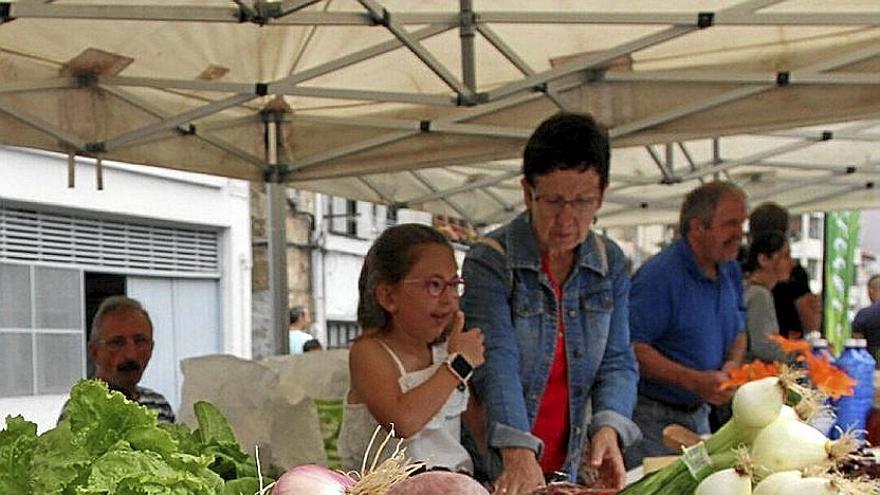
[
  {"left": 720, "top": 360, "right": 781, "bottom": 390},
  {"left": 768, "top": 335, "right": 812, "bottom": 355},
  {"left": 802, "top": 352, "right": 856, "bottom": 400}
]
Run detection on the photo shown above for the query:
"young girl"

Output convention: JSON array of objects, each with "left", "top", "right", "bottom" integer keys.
[{"left": 337, "top": 223, "right": 485, "bottom": 473}]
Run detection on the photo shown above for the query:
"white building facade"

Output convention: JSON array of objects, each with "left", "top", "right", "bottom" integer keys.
[{"left": 0, "top": 147, "right": 252, "bottom": 432}]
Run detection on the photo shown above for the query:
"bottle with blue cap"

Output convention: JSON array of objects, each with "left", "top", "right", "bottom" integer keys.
[{"left": 832, "top": 338, "right": 874, "bottom": 439}]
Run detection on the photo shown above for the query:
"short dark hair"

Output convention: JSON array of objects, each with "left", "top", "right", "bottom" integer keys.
[
  {"left": 750, "top": 202, "right": 789, "bottom": 237},
  {"left": 868, "top": 274, "right": 880, "bottom": 292},
  {"left": 357, "top": 223, "right": 451, "bottom": 331},
  {"left": 522, "top": 112, "right": 610, "bottom": 189},
  {"left": 289, "top": 306, "right": 305, "bottom": 326},
  {"left": 679, "top": 181, "right": 746, "bottom": 236},
  {"left": 89, "top": 295, "right": 153, "bottom": 344},
  {"left": 744, "top": 231, "right": 787, "bottom": 273},
  {"left": 303, "top": 339, "right": 322, "bottom": 352}
]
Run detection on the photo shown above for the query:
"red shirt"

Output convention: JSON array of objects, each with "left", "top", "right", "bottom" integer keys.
[{"left": 531, "top": 258, "right": 570, "bottom": 474}]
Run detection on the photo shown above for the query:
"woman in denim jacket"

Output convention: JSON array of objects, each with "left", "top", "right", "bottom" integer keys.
[{"left": 461, "top": 112, "right": 639, "bottom": 494}]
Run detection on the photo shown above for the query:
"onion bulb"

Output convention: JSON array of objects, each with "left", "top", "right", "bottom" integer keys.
[
  {"left": 695, "top": 467, "right": 751, "bottom": 495},
  {"left": 775, "top": 477, "right": 839, "bottom": 495},
  {"left": 733, "top": 377, "right": 784, "bottom": 428},
  {"left": 388, "top": 471, "right": 489, "bottom": 494},
  {"left": 753, "top": 470, "right": 803, "bottom": 495},
  {"left": 272, "top": 464, "right": 355, "bottom": 495},
  {"left": 750, "top": 416, "right": 832, "bottom": 473}
]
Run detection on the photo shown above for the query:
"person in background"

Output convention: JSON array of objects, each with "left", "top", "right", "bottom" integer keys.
[
  {"left": 742, "top": 231, "right": 795, "bottom": 363},
  {"left": 461, "top": 112, "right": 639, "bottom": 494},
  {"left": 624, "top": 181, "right": 748, "bottom": 468},
  {"left": 853, "top": 274, "right": 880, "bottom": 364},
  {"left": 748, "top": 202, "right": 821, "bottom": 338},
  {"left": 337, "top": 223, "right": 485, "bottom": 474},
  {"left": 59, "top": 295, "right": 174, "bottom": 423},
  {"left": 288, "top": 305, "right": 313, "bottom": 355},
  {"left": 302, "top": 338, "right": 323, "bottom": 353}
]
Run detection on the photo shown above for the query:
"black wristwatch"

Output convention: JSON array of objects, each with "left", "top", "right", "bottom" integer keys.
[{"left": 445, "top": 353, "right": 474, "bottom": 391}]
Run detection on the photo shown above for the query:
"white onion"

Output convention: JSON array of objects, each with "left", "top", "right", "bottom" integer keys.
[
  {"left": 753, "top": 470, "right": 802, "bottom": 495},
  {"left": 778, "top": 404, "right": 799, "bottom": 421},
  {"left": 272, "top": 464, "right": 355, "bottom": 495},
  {"left": 750, "top": 416, "right": 830, "bottom": 473},
  {"left": 694, "top": 467, "right": 751, "bottom": 495},
  {"left": 775, "top": 477, "right": 839, "bottom": 495},
  {"left": 733, "top": 377, "right": 784, "bottom": 428}
]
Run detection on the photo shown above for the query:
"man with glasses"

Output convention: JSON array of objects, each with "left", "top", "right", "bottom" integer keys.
[{"left": 59, "top": 295, "right": 174, "bottom": 423}]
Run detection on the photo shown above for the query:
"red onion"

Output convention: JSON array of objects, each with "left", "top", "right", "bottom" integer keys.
[
  {"left": 272, "top": 464, "right": 356, "bottom": 495},
  {"left": 388, "top": 471, "right": 489, "bottom": 494}
]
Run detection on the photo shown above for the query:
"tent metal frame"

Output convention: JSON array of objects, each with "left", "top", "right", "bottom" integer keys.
[{"left": 3, "top": 0, "right": 880, "bottom": 351}]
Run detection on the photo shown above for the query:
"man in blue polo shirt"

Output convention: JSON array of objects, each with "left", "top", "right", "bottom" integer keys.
[{"left": 623, "top": 181, "right": 748, "bottom": 468}]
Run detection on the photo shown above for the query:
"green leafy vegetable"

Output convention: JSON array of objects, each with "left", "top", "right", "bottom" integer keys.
[
  {"left": 1, "top": 379, "right": 269, "bottom": 494},
  {"left": 0, "top": 415, "right": 39, "bottom": 494}
]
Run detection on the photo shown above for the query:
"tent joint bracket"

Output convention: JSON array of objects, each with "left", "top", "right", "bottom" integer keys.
[
  {"left": 419, "top": 120, "right": 431, "bottom": 132},
  {"left": 264, "top": 164, "right": 290, "bottom": 184},
  {"left": 85, "top": 142, "right": 106, "bottom": 153},
  {"left": 178, "top": 124, "right": 196, "bottom": 136},
  {"left": 697, "top": 12, "right": 714, "bottom": 29},
  {"left": 366, "top": 7, "right": 390, "bottom": 27},
  {"left": 776, "top": 71, "right": 791, "bottom": 85},
  {"left": 77, "top": 73, "right": 98, "bottom": 88}
]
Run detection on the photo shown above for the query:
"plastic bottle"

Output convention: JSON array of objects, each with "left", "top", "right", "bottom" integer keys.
[
  {"left": 812, "top": 338, "right": 834, "bottom": 361},
  {"left": 832, "top": 339, "right": 874, "bottom": 439}
]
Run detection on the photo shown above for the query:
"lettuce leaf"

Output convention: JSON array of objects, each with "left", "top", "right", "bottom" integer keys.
[
  {"left": 6, "top": 380, "right": 269, "bottom": 494},
  {"left": 78, "top": 447, "right": 222, "bottom": 495},
  {"left": 0, "top": 415, "right": 38, "bottom": 494}
]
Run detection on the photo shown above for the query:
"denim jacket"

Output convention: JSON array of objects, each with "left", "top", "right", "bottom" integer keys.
[{"left": 461, "top": 212, "right": 640, "bottom": 480}]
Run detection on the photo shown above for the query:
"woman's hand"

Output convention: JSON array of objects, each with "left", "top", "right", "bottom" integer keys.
[
  {"left": 447, "top": 310, "right": 485, "bottom": 368},
  {"left": 583, "top": 426, "right": 627, "bottom": 490},
  {"left": 493, "top": 448, "right": 545, "bottom": 495}
]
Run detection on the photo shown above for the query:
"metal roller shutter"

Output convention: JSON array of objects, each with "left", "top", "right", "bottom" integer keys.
[{"left": 0, "top": 206, "right": 219, "bottom": 276}]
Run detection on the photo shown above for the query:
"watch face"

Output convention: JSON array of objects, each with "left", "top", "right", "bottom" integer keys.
[{"left": 451, "top": 354, "right": 473, "bottom": 379}]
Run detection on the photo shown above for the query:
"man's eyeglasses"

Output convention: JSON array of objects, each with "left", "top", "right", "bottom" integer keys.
[
  {"left": 97, "top": 335, "right": 153, "bottom": 350},
  {"left": 402, "top": 276, "right": 466, "bottom": 297},
  {"left": 530, "top": 187, "right": 600, "bottom": 214}
]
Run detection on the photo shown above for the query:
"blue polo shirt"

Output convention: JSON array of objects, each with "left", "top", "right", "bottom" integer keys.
[{"left": 630, "top": 238, "right": 745, "bottom": 406}]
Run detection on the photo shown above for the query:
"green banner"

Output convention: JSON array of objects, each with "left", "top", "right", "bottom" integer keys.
[{"left": 823, "top": 210, "right": 861, "bottom": 355}]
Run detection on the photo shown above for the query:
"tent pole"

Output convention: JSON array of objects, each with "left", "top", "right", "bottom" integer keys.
[
  {"left": 460, "top": 0, "right": 476, "bottom": 92},
  {"left": 265, "top": 112, "right": 290, "bottom": 355}
]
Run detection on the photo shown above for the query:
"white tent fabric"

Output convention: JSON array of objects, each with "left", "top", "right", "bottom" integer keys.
[{"left": 1, "top": 0, "right": 879, "bottom": 227}]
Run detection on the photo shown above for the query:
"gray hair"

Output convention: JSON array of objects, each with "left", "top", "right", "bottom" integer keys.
[
  {"left": 89, "top": 295, "right": 153, "bottom": 344},
  {"left": 357, "top": 224, "right": 451, "bottom": 331},
  {"left": 679, "top": 181, "right": 747, "bottom": 237}
]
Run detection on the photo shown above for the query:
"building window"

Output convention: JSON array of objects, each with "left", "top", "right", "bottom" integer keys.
[
  {"left": 807, "top": 258, "right": 820, "bottom": 282},
  {"left": 386, "top": 205, "right": 398, "bottom": 225},
  {"left": 326, "top": 320, "right": 361, "bottom": 349},
  {"left": 0, "top": 263, "right": 84, "bottom": 398},
  {"left": 808, "top": 214, "right": 822, "bottom": 240},
  {"left": 788, "top": 216, "right": 803, "bottom": 242},
  {"left": 327, "top": 196, "right": 358, "bottom": 237}
]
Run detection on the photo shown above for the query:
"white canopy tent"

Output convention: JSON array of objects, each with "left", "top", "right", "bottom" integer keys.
[{"left": 1, "top": 0, "right": 879, "bottom": 346}]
